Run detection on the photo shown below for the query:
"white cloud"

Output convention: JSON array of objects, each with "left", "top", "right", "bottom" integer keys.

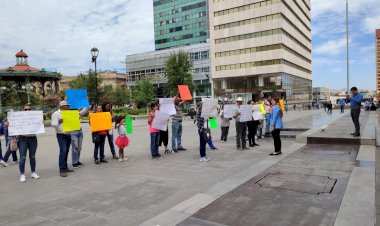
[
  {"left": 0, "top": 0, "right": 154, "bottom": 75},
  {"left": 314, "top": 38, "right": 347, "bottom": 55}
]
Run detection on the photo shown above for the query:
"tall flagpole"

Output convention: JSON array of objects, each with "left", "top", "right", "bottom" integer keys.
[{"left": 346, "top": 0, "right": 350, "bottom": 95}]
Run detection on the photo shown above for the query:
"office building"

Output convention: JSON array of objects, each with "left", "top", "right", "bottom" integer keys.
[
  {"left": 209, "top": 0, "right": 312, "bottom": 103},
  {"left": 154, "top": 0, "right": 208, "bottom": 50},
  {"left": 126, "top": 43, "right": 211, "bottom": 99}
]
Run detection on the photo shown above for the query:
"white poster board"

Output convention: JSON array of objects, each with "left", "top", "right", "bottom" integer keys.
[
  {"left": 252, "top": 105, "right": 264, "bottom": 120},
  {"left": 152, "top": 110, "right": 170, "bottom": 131},
  {"left": 223, "top": 104, "right": 234, "bottom": 118},
  {"left": 8, "top": 111, "right": 45, "bottom": 136},
  {"left": 201, "top": 98, "right": 218, "bottom": 118},
  {"left": 159, "top": 98, "right": 176, "bottom": 115},
  {"left": 239, "top": 105, "right": 253, "bottom": 122}
]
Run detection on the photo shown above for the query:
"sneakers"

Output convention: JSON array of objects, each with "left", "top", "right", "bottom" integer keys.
[
  {"left": 172, "top": 149, "right": 178, "bottom": 153},
  {"left": 220, "top": 140, "right": 225, "bottom": 143},
  {"left": 112, "top": 155, "right": 119, "bottom": 159},
  {"left": 269, "top": 152, "right": 282, "bottom": 156},
  {"left": 200, "top": 157, "right": 210, "bottom": 162},
  {"left": 95, "top": 160, "right": 101, "bottom": 165},
  {"left": 119, "top": 158, "right": 124, "bottom": 162},
  {"left": 60, "top": 172, "right": 68, "bottom": 177},
  {"left": 100, "top": 159, "right": 108, "bottom": 163},
  {"left": 72, "top": 164, "right": 79, "bottom": 169},
  {"left": 0, "top": 160, "right": 8, "bottom": 167},
  {"left": 178, "top": 147, "right": 187, "bottom": 151},
  {"left": 31, "top": 172, "right": 40, "bottom": 179},
  {"left": 77, "top": 162, "right": 83, "bottom": 166},
  {"left": 152, "top": 156, "right": 158, "bottom": 160},
  {"left": 20, "top": 175, "right": 26, "bottom": 182}
]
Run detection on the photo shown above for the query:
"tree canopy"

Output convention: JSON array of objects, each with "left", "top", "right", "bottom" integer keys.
[{"left": 133, "top": 79, "right": 155, "bottom": 108}]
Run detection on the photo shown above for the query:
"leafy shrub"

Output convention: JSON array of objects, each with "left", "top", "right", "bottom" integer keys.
[{"left": 112, "top": 107, "right": 147, "bottom": 116}]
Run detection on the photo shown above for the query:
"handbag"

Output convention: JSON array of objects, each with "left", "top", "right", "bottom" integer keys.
[
  {"left": 203, "top": 119, "right": 212, "bottom": 141},
  {"left": 92, "top": 133, "right": 100, "bottom": 143},
  {"left": 9, "top": 137, "right": 18, "bottom": 152}
]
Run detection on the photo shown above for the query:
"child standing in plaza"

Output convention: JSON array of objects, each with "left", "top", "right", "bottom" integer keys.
[{"left": 115, "top": 116, "right": 130, "bottom": 162}]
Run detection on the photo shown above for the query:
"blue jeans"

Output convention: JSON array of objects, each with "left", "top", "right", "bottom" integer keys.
[
  {"left": 150, "top": 132, "right": 160, "bottom": 157},
  {"left": 171, "top": 121, "right": 183, "bottom": 149},
  {"left": 106, "top": 132, "right": 116, "bottom": 156},
  {"left": 71, "top": 130, "right": 83, "bottom": 165},
  {"left": 0, "top": 139, "right": 3, "bottom": 160},
  {"left": 18, "top": 136, "right": 37, "bottom": 174},
  {"left": 207, "top": 139, "right": 216, "bottom": 150},
  {"left": 265, "top": 113, "right": 271, "bottom": 134},
  {"left": 198, "top": 132, "right": 206, "bottom": 157},
  {"left": 3, "top": 137, "right": 18, "bottom": 162},
  {"left": 94, "top": 134, "right": 106, "bottom": 161},
  {"left": 56, "top": 134, "right": 71, "bottom": 172}
]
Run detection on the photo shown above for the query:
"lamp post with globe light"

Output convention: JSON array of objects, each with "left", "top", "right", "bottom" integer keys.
[{"left": 91, "top": 47, "right": 99, "bottom": 105}]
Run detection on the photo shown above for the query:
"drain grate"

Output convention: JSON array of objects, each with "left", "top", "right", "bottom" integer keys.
[{"left": 255, "top": 172, "right": 337, "bottom": 195}]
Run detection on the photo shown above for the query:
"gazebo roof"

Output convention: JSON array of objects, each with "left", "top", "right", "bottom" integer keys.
[{"left": 15, "top": 49, "right": 28, "bottom": 57}]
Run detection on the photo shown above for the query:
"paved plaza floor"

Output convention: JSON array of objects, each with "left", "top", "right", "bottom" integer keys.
[{"left": 0, "top": 109, "right": 376, "bottom": 226}]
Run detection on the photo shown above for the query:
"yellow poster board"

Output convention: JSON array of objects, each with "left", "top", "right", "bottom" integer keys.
[
  {"left": 90, "top": 112, "right": 112, "bottom": 132},
  {"left": 279, "top": 99, "right": 285, "bottom": 111},
  {"left": 259, "top": 104, "right": 266, "bottom": 114},
  {"left": 62, "top": 110, "right": 81, "bottom": 132}
]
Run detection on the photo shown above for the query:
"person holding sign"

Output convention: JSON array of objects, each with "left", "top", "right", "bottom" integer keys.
[
  {"left": 102, "top": 102, "right": 118, "bottom": 160},
  {"left": 196, "top": 103, "right": 210, "bottom": 162},
  {"left": 148, "top": 102, "right": 161, "bottom": 160},
  {"left": 69, "top": 107, "right": 88, "bottom": 169},
  {"left": 233, "top": 97, "right": 249, "bottom": 151},
  {"left": 269, "top": 98, "right": 284, "bottom": 156},
  {"left": 91, "top": 106, "right": 109, "bottom": 164},
  {"left": 247, "top": 100, "right": 260, "bottom": 147},
  {"left": 171, "top": 91, "right": 188, "bottom": 152},
  {"left": 52, "top": 101, "right": 88, "bottom": 177},
  {"left": 18, "top": 103, "right": 40, "bottom": 182},
  {"left": 219, "top": 105, "right": 232, "bottom": 142}
]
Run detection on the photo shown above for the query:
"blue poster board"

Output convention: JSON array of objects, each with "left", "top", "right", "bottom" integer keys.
[{"left": 65, "top": 89, "right": 89, "bottom": 109}]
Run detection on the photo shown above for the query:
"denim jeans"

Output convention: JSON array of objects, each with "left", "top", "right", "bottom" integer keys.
[
  {"left": 265, "top": 113, "right": 271, "bottom": 134},
  {"left": 18, "top": 136, "right": 37, "bottom": 174},
  {"left": 71, "top": 130, "right": 83, "bottom": 165},
  {"left": 106, "top": 132, "right": 116, "bottom": 156},
  {"left": 94, "top": 134, "right": 106, "bottom": 161},
  {"left": 3, "top": 137, "right": 18, "bottom": 162},
  {"left": 198, "top": 132, "right": 206, "bottom": 157},
  {"left": 171, "top": 121, "right": 182, "bottom": 149},
  {"left": 56, "top": 134, "right": 71, "bottom": 172},
  {"left": 0, "top": 139, "right": 3, "bottom": 160},
  {"left": 150, "top": 132, "right": 160, "bottom": 157}
]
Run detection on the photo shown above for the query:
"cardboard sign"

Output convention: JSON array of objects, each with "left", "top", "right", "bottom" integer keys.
[
  {"left": 223, "top": 104, "right": 234, "bottom": 118},
  {"left": 8, "top": 111, "right": 45, "bottom": 136},
  {"left": 259, "top": 104, "right": 267, "bottom": 114},
  {"left": 89, "top": 112, "right": 112, "bottom": 132},
  {"left": 125, "top": 116, "right": 133, "bottom": 134},
  {"left": 201, "top": 98, "right": 218, "bottom": 118},
  {"left": 279, "top": 99, "right": 285, "bottom": 111},
  {"left": 66, "top": 89, "right": 90, "bottom": 109},
  {"left": 159, "top": 98, "right": 176, "bottom": 115},
  {"left": 62, "top": 110, "right": 81, "bottom": 132},
  {"left": 209, "top": 118, "right": 218, "bottom": 129},
  {"left": 239, "top": 105, "right": 253, "bottom": 122},
  {"left": 252, "top": 105, "right": 264, "bottom": 120},
  {"left": 152, "top": 110, "right": 170, "bottom": 131},
  {"left": 178, "top": 85, "right": 193, "bottom": 101}
]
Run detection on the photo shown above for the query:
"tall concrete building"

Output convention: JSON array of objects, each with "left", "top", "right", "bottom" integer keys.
[
  {"left": 376, "top": 29, "right": 380, "bottom": 94},
  {"left": 154, "top": 0, "right": 208, "bottom": 50},
  {"left": 209, "top": 0, "right": 312, "bottom": 103}
]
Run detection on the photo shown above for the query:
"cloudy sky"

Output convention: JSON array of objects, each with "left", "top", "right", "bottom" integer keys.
[{"left": 0, "top": 0, "right": 379, "bottom": 90}]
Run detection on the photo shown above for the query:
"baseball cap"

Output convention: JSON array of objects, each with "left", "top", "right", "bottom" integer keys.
[{"left": 59, "top": 101, "right": 71, "bottom": 107}]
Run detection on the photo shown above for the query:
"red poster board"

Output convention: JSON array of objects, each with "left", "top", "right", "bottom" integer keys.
[{"left": 178, "top": 85, "right": 193, "bottom": 101}]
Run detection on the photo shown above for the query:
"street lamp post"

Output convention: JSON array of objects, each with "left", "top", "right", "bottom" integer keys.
[
  {"left": 22, "top": 84, "right": 32, "bottom": 104},
  {"left": 91, "top": 47, "right": 99, "bottom": 105},
  {"left": 346, "top": 0, "right": 350, "bottom": 96},
  {"left": 0, "top": 87, "right": 6, "bottom": 113}
]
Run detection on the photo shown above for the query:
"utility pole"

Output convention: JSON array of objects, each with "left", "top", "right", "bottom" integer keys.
[{"left": 346, "top": 0, "right": 350, "bottom": 96}]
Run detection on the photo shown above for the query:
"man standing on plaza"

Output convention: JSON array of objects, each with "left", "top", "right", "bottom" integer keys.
[
  {"left": 264, "top": 95, "right": 272, "bottom": 137},
  {"left": 51, "top": 101, "right": 88, "bottom": 177},
  {"left": 349, "top": 87, "right": 363, "bottom": 137},
  {"left": 171, "top": 92, "right": 187, "bottom": 152},
  {"left": 233, "top": 97, "right": 249, "bottom": 151}
]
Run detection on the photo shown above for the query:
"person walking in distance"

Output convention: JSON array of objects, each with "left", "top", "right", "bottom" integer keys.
[
  {"left": 269, "top": 98, "right": 284, "bottom": 156},
  {"left": 340, "top": 100, "right": 346, "bottom": 114},
  {"left": 233, "top": 97, "right": 249, "bottom": 151},
  {"left": 349, "top": 87, "right": 363, "bottom": 137}
]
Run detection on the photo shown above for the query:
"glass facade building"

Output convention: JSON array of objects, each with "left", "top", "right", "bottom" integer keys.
[{"left": 154, "top": 0, "right": 208, "bottom": 50}]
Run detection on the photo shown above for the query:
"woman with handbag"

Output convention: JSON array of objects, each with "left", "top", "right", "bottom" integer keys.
[
  {"left": 91, "top": 105, "right": 108, "bottom": 164},
  {"left": 196, "top": 103, "right": 210, "bottom": 162}
]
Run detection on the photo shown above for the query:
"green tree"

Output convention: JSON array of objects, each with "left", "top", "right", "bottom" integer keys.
[
  {"left": 164, "top": 51, "right": 195, "bottom": 97},
  {"left": 133, "top": 79, "right": 155, "bottom": 108},
  {"left": 109, "top": 87, "right": 130, "bottom": 107}
]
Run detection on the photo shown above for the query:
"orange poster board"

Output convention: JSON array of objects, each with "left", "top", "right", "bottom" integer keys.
[
  {"left": 178, "top": 85, "right": 193, "bottom": 101},
  {"left": 89, "top": 112, "right": 112, "bottom": 132},
  {"left": 279, "top": 99, "right": 285, "bottom": 111}
]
